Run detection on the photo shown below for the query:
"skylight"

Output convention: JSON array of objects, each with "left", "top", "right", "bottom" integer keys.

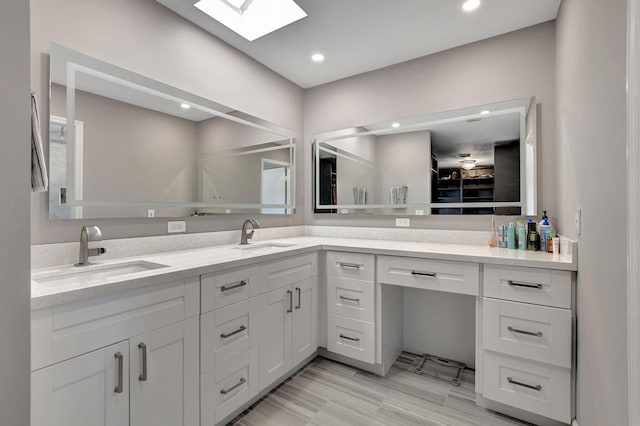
[{"left": 194, "top": 0, "right": 307, "bottom": 41}]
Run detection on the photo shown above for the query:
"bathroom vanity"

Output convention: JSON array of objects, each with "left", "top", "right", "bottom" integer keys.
[{"left": 30, "top": 230, "right": 577, "bottom": 426}]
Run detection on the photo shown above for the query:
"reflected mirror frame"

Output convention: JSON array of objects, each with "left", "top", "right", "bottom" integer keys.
[
  {"left": 48, "top": 43, "right": 296, "bottom": 219},
  {"left": 313, "top": 97, "right": 537, "bottom": 216}
]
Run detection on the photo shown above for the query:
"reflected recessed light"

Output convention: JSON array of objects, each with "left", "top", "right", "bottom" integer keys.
[
  {"left": 194, "top": 0, "right": 307, "bottom": 41},
  {"left": 480, "top": 110, "right": 490, "bottom": 115},
  {"left": 180, "top": 103, "right": 191, "bottom": 109},
  {"left": 392, "top": 122, "right": 400, "bottom": 128},
  {"left": 311, "top": 53, "right": 325, "bottom": 63},
  {"left": 462, "top": 0, "right": 481, "bottom": 12}
]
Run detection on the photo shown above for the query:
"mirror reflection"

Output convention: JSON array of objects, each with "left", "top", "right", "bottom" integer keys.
[
  {"left": 49, "top": 44, "right": 295, "bottom": 220},
  {"left": 313, "top": 97, "right": 535, "bottom": 216}
]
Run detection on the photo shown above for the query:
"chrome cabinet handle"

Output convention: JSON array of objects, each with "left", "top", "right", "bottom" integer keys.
[
  {"left": 339, "top": 295, "right": 360, "bottom": 303},
  {"left": 507, "top": 377, "right": 542, "bottom": 391},
  {"left": 114, "top": 352, "right": 124, "bottom": 393},
  {"left": 508, "top": 280, "right": 543, "bottom": 289},
  {"left": 220, "top": 377, "right": 246, "bottom": 395},
  {"left": 508, "top": 326, "right": 543, "bottom": 337},
  {"left": 287, "top": 290, "right": 293, "bottom": 313},
  {"left": 221, "top": 325, "right": 246, "bottom": 339},
  {"left": 138, "top": 343, "right": 148, "bottom": 382},
  {"left": 339, "top": 333, "right": 360, "bottom": 342},
  {"left": 295, "top": 287, "right": 301, "bottom": 309},
  {"left": 221, "top": 280, "right": 247, "bottom": 292},
  {"left": 411, "top": 271, "right": 436, "bottom": 277},
  {"left": 338, "top": 263, "right": 362, "bottom": 269}
]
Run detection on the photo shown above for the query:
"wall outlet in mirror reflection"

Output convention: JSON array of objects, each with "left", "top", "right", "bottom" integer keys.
[{"left": 395, "top": 218, "right": 411, "bottom": 227}]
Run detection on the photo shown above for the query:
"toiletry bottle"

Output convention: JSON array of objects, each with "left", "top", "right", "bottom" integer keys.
[
  {"left": 489, "top": 216, "right": 498, "bottom": 248},
  {"left": 527, "top": 219, "right": 539, "bottom": 251},
  {"left": 517, "top": 220, "right": 527, "bottom": 250},
  {"left": 538, "top": 211, "right": 553, "bottom": 252},
  {"left": 499, "top": 225, "right": 507, "bottom": 248},
  {"left": 547, "top": 232, "right": 557, "bottom": 253},
  {"left": 507, "top": 222, "right": 517, "bottom": 249}
]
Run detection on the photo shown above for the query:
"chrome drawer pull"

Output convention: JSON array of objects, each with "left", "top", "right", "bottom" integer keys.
[
  {"left": 507, "top": 280, "right": 543, "bottom": 289},
  {"left": 221, "top": 325, "right": 246, "bottom": 339},
  {"left": 507, "top": 377, "right": 542, "bottom": 391},
  {"left": 339, "top": 295, "right": 360, "bottom": 303},
  {"left": 220, "top": 377, "right": 246, "bottom": 395},
  {"left": 114, "top": 352, "right": 124, "bottom": 394},
  {"left": 138, "top": 343, "right": 148, "bottom": 382},
  {"left": 508, "top": 326, "right": 543, "bottom": 337},
  {"left": 339, "top": 262, "right": 362, "bottom": 269},
  {"left": 220, "top": 280, "right": 247, "bottom": 292},
  {"left": 411, "top": 271, "right": 436, "bottom": 277},
  {"left": 287, "top": 290, "right": 293, "bottom": 313},
  {"left": 339, "top": 333, "right": 360, "bottom": 342}
]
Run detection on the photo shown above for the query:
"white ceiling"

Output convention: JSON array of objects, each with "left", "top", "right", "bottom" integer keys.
[{"left": 155, "top": 0, "right": 561, "bottom": 88}]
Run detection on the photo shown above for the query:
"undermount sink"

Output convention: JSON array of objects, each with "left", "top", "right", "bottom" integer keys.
[
  {"left": 230, "top": 242, "right": 297, "bottom": 251},
  {"left": 32, "top": 260, "right": 169, "bottom": 285}
]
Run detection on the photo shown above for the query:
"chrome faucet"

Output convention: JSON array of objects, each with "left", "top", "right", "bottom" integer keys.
[
  {"left": 76, "top": 225, "right": 106, "bottom": 266},
  {"left": 240, "top": 219, "right": 260, "bottom": 245}
]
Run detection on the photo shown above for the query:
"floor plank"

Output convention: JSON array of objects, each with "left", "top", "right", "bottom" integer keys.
[{"left": 228, "top": 354, "right": 532, "bottom": 426}]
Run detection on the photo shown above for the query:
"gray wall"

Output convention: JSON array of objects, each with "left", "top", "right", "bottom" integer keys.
[
  {"left": 0, "top": 0, "right": 31, "bottom": 424},
  {"left": 555, "top": 0, "right": 628, "bottom": 424},
  {"left": 30, "top": 0, "right": 304, "bottom": 244},
  {"left": 304, "top": 22, "right": 556, "bottom": 229}
]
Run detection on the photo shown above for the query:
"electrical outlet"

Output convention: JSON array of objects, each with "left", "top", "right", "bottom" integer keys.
[
  {"left": 147, "top": 209, "right": 155, "bottom": 218},
  {"left": 395, "top": 217, "right": 410, "bottom": 227},
  {"left": 340, "top": 209, "right": 349, "bottom": 214},
  {"left": 167, "top": 221, "right": 186, "bottom": 233},
  {"left": 415, "top": 209, "right": 425, "bottom": 216},
  {"left": 574, "top": 208, "right": 581, "bottom": 236}
]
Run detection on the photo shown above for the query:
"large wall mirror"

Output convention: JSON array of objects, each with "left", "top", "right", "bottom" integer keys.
[
  {"left": 49, "top": 44, "right": 296, "bottom": 220},
  {"left": 313, "top": 97, "right": 537, "bottom": 216}
]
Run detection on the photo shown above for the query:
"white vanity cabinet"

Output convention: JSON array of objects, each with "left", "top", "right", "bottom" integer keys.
[
  {"left": 258, "top": 253, "right": 318, "bottom": 388},
  {"left": 481, "top": 264, "right": 574, "bottom": 424},
  {"left": 199, "top": 252, "right": 318, "bottom": 425},
  {"left": 31, "top": 277, "right": 200, "bottom": 426}
]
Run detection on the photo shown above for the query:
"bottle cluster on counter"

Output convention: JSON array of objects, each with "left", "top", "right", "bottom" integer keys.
[{"left": 489, "top": 211, "right": 559, "bottom": 254}]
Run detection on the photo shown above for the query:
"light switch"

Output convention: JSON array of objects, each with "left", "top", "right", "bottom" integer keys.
[
  {"left": 575, "top": 208, "right": 581, "bottom": 236},
  {"left": 167, "top": 221, "right": 186, "bottom": 233}
]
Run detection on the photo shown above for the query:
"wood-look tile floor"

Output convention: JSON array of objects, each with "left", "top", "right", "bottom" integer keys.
[{"left": 228, "top": 353, "right": 533, "bottom": 426}]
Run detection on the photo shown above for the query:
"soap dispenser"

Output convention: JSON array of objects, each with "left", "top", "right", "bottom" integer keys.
[{"left": 538, "top": 211, "right": 553, "bottom": 251}]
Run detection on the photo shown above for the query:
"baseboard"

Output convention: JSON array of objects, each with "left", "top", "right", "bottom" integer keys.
[
  {"left": 477, "top": 394, "right": 571, "bottom": 426},
  {"left": 318, "top": 347, "right": 387, "bottom": 375}
]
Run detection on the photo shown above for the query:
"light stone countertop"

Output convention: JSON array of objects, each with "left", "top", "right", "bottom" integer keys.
[{"left": 31, "top": 236, "right": 577, "bottom": 310}]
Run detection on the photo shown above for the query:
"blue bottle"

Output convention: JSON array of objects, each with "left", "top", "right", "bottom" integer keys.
[{"left": 507, "top": 222, "right": 517, "bottom": 249}]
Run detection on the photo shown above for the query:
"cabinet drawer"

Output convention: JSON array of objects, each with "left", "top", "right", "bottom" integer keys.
[
  {"left": 259, "top": 253, "right": 318, "bottom": 293},
  {"left": 201, "top": 298, "right": 260, "bottom": 374},
  {"left": 201, "top": 346, "right": 259, "bottom": 426},
  {"left": 201, "top": 267, "right": 258, "bottom": 313},
  {"left": 327, "top": 277, "right": 375, "bottom": 322},
  {"left": 31, "top": 278, "right": 199, "bottom": 371},
  {"left": 483, "top": 351, "right": 571, "bottom": 423},
  {"left": 484, "top": 265, "right": 572, "bottom": 309},
  {"left": 377, "top": 256, "right": 480, "bottom": 296},
  {"left": 327, "top": 251, "right": 374, "bottom": 282},
  {"left": 483, "top": 298, "right": 572, "bottom": 368},
  {"left": 327, "top": 315, "right": 375, "bottom": 364}
]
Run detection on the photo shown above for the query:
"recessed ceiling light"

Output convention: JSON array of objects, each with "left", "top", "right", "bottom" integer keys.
[
  {"left": 180, "top": 103, "right": 191, "bottom": 109},
  {"left": 462, "top": 0, "right": 481, "bottom": 12},
  {"left": 311, "top": 53, "right": 325, "bottom": 63},
  {"left": 480, "top": 110, "right": 490, "bottom": 115},
  {"left": 194, "top": 0, "right": 308, "bottom": 42},
  {"left": 391, "top": 122, "right": 400, "bottom": 128}
]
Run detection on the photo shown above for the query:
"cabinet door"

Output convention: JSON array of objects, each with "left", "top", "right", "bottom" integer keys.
[
  {"left": 292, "top": 277, "right": 318, "bottom": 365},
  {"left": 260, "top": 285, "right": 293, "bottom": 388},
  {"left": 31, "top": 341, "right": 129, "bottom": 426},
  {"left": 130, "top": 318, "right": 199, "bottom": 426}
]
